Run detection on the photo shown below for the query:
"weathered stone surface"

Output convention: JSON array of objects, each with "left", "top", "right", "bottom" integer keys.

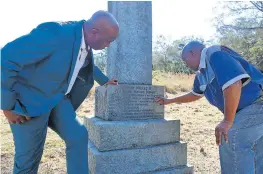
[
  {"left": 150, "top": 165, "right": 194, "bottom": 174},
  {"left": 86, "top": 116, "right": 180, "bottom": 151},
  {"left": 88, "top": 141, "right": 187, "bottom": 174},
  {"left": 83, "top": 116, "right": 88, "bottom": 130},
  {"left": 95, "top": 84, "right": 164, "bottom": 121},
  {"left": 107, "top": 1, "right": 152, "bottom": 85},
  {"left": 85, "top": 1, "right": 194, "bottom": 173}
]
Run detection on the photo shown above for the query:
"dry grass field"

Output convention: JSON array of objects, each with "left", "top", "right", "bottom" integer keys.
[{"left": 1, "top": 71, "right": 222, "bottom": 173}]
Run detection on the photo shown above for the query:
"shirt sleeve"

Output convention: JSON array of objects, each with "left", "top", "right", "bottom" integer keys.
[
  {"left": 208, "top": 51, "right": 250, "bottom": 91},
  {"left": 191, "top": 75, "right": 204, "bottom": 96}
]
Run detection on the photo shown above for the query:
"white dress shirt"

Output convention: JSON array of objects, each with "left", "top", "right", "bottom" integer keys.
[{"left": 65, "top": 29, "right": 89, "bottom": 94}]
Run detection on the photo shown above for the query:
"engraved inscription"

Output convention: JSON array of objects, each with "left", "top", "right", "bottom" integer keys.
[
  {"left": 108, "top": 85, "right": 164, "bottom": 120},
  {"left": 108, "top": 87, "right": 123, "bottom": 120},
  {"left": 95, "top": 87, "right": 106, "bottom": 117}
]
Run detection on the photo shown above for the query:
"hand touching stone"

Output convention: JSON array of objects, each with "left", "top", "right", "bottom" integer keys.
[
  {"left": 155, "top": 96, "right": 172, "bottom": 105},
  {"left": 105, "top": 78, "right": 118, "bottom": 85}
]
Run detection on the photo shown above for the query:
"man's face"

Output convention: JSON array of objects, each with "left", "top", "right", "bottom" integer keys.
[
  {"left": 88, "top": 27, "right": 118, "bottom": 50},
  {"left": 182, "top": 50, "right": 200, "bottom": 71}
]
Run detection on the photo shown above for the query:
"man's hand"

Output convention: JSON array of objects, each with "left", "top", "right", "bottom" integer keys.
[
  {"left": 215, "top": 80, "right": 242, "bottom": 146},
  {"left": 105, "top": 78, "right": 118, "bottom": 86},
  {"left": 3, "top": 110, "right": 31, "bottom": 124},
  {"left": 215, "top": 119, "right": 233, "bottom": 146},
  {"left": 155, "top": 92, "right": 202, "bottom": 106},
  {"left": 155, "top": 97, "right": 172, "bottom": 105}
]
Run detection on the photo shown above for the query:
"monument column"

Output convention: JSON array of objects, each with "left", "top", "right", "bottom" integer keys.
[
  {"left": 84, "top": 1, "right": 194, "bottom": 173},
  {"left": 107, "top": 1, "right": 152, "bottom": 85}
]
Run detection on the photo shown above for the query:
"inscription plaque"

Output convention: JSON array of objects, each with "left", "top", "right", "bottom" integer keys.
[{"left": 95, "top": 84, "right": 164, "bottom": 121}]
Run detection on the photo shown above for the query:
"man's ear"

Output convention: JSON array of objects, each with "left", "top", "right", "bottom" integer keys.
[
  {"left": 190, "top": 50, "right": 195, "bottom": 56},
  {"left": 92, "top": 28, "right": 99, "bottom": 35}
]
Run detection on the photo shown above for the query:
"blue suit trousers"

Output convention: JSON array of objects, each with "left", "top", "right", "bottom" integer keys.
[{"left": 10, "top": 96, "right": 89, "bottom": 174}]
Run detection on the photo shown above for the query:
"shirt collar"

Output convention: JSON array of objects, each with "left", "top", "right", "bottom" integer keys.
[
  {"left": 81, "top": 28, "right": 90, "bottom": 51},
  {"left": 199, "top": 47, "right": 207, "bottom": 70}
]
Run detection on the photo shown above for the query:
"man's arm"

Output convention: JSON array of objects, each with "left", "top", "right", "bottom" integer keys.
[
  {"left": 156, "top": 92, "right": 202, "bottom": 105},
  {"left": 156, "top": 75, "right": 203, "bottom": 105},
  {"left": 214, "top": 80, "right": 242, "bottom": 145},
  {"left": 93, "top": 65, "right": 109, "bottom": 85},
  {"left": 209, "top": 51, "right": 249, "bottom": 145},
  {"left": 172, "top": 92, "right": 203, "bottom": 103},
  {"left": 93, "top": 65, "right": 118, "bottom": 85},
  {"left": 1, "top": 22, "right": 61, "bottom": 111},
  {"left": 223, "top": 80, "right": 242, "bottom": 123},
  {"left": 1, "top": 22, "right": 61, "bottom": 124}
]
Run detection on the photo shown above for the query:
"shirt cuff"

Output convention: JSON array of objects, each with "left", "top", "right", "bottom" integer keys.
[
  {"left": 191, "top": 90, "right": 204, "bottom": 97},
  {"left": 222, "top": 74, "right": 251, "bottom": 91}
]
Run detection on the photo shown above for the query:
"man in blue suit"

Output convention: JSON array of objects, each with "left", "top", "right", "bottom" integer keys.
[{"left": 1, "top": 10, "right": 119, "bottom": 174}]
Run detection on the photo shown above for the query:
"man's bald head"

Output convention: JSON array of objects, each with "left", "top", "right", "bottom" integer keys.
[
  {"left": 83, "top": 10, "right": 119, "bottom": 50},
  {"left": 90, "top": 10, "right": 119, "bottom": 27},
  {"left": 181, "top": 41, "right": 205, "bottom": 71},
  {"left": 182, "top": 41, "right": 205, "bottom": 56}
]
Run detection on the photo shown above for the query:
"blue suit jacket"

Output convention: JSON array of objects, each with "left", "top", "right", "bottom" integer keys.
[{"left": 1, "top": 20, "right": 109, "bottom": 117}]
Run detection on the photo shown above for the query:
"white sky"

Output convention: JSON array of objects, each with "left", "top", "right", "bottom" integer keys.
[{"left": 0, "top": 0, "right": 219, "bottom": 47}]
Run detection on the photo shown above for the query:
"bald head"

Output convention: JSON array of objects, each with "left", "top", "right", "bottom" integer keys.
[
  {"left": 181, "top": 41, "right": 205, "bottom": 71},
  {"left": 182, "top": 41, "right": 205, "bottom": 56},
  {"left": 83, "top": 10, "right": 119, "bottom": 50},
  {"left": 90, "top": 10, "right": 119, "bottom": 28}
]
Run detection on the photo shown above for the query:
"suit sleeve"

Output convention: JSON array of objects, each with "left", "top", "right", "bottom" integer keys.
[
  {"left": 1, "top": 22, "right": 61, "bottom": 110},
  {"left": 93, "top": 65, "right": 109, "bottom": 86}
]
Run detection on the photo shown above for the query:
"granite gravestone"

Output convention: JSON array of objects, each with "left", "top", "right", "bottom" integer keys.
[{"left": 85, "top": 1, "right": 194, "bottom": 174}]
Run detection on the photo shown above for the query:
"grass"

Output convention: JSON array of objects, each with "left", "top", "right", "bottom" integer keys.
[
  {"left": 152, "top": 70, "right": 195, "bottom": 94},
  {"left": 88, "top": 70, "right": 195, "bottom": 96}
]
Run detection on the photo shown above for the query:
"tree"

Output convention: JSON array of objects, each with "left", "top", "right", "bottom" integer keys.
[
  {"left": 212, "top": 1, "right": 263, "bottom": 71},
  {"left": 152, "top": 35, "right": 204, "bottom": 74},
  {"left": 94, "top": 49, "right": 107, "bottom": 73},
  {"left": 214, "top": 1, "right": 263, "bottom": 33},
  {"left": 250, "top": 1, "right": 263, "bottom": 12},
  {"left": 153, "top": 35, "right": 176, "bottom": 72}
]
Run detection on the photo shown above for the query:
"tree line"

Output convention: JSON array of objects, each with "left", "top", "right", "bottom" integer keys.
[{"left": 94, "top": 1, "right": 263, "bottom": 74}]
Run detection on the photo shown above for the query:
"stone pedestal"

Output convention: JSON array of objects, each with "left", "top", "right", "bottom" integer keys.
[
  {"left": 87, "top": 117, "right": 180, "bottom": 151},
  {"left": 84, "top": 1, "right": 193, "bottom": 173},
  {"left": 88, "top": 140, "right": 190, "bottom": 174},
  {"left": 85, "top": 116, "right": 193, "bottom": 174}
]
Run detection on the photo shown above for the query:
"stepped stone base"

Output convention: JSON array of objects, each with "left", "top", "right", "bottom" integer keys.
[
  {"left": 88, "top": 141, "right": 187, "bottom": 174},
  {"left": 150, "top": 165, "right": 194, "bottom": 174},
  {"left": 86, "top": 116, "right": 180, "bottom": 151}
]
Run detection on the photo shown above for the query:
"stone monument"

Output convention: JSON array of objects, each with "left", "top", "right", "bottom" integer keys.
[{"left": 84, "top": 1, "right": 194, "bottom": 173}]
